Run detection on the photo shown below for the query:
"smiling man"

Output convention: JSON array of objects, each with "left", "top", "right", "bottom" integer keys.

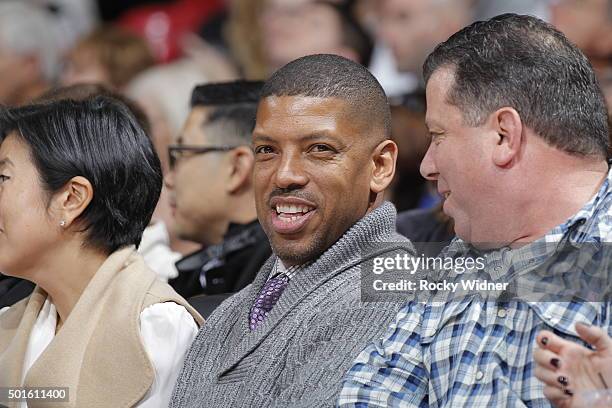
[
  {"left": 169, "top": 54, "right": 414, "bottom": 407},
  {"left": 339, "top": 14, "right": 612, "bottom": 407}
]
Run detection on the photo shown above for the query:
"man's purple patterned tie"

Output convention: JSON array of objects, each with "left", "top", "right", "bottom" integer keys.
[{"left": 249, "top": 273, "right": 289, "bottom": 330}]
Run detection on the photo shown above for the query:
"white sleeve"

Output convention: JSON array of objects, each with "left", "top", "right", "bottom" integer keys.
[
  {"left": 138, "top": 222, "right": 182, "bottom": 282},
  {"left": 136, "top": 302, "right": 199, "bottom": 408}
]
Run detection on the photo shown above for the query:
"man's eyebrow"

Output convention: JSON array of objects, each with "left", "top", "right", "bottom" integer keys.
[
  {"left": 252, "top": 134, "right": 275, "bottom": 144},
  {"left": 252, "top": 132, "right": 345, "bottom": 144},
  {"left": 298, "top": 132, "right": 344, "bottom": 144},
  {"left": 425, "top": 118, "right": 444, "bottom": 131},
  {"left": 0, "top": 158, "right": 13, "bottom": 168}
]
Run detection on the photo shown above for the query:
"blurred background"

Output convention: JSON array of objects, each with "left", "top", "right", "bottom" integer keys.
[{"left": 0, "top": 0, "right": 609, "bottom": 217}]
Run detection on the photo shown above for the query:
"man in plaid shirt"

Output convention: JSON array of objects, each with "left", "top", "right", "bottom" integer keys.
[{"left": 339, "top": 13, "right": 612, "bottom": 407}]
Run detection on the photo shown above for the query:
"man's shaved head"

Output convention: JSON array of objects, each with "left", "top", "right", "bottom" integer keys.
[{"left": 260, "top": 53, "right": 391, "bottom": 142}]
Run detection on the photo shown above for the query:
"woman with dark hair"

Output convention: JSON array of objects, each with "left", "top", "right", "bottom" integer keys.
[{"left": 0, "top": 96, "right": 203, "bottom": 407}]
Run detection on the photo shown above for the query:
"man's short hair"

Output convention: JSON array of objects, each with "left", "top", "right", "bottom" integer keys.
[
  {"left": 423, "top": 13, "right": 610, "bottom": 158},
  {"left": 0, "top": 96, "right": 162, "bottom": 254},
  {"left": 190, "top": 81, "right": 264, "bottom": 145},
  {"left": 261, "top": 53, "right": 391, "bottom": 140}
]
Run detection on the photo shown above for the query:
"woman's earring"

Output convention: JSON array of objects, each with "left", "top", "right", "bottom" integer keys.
[{"left": 59, "top": 220, "right": 66, "bottom": 227}]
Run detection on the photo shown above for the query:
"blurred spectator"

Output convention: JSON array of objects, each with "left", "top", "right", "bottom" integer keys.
[
  {"left": 226, "top": 0, "right": 268, "bottom": 79},
  {"left": 378, "top": 0, "right": 474, "bottom": 79},
  {"left": 117, "top": 0, "right": 224, "bottom": 62},
  {"left": 549, "top": 0, "right": 612, "bottom": 108},
  {"left": 0, "top": 2, "right": 63, "bottom": 105},
  {"left": 474, "top": 0, "right": 549, "bottom": 20},
  {"left": 61, "top": 26, "right": 155, "bottom": 90},
  {"left": 40, "top": 0, "right": 99, "bottom": 52},
  {"left": 388, "top": 91, "right": 454, "bottom": 257},
  {"left": 369, "top": 42, "right": 420, "bottom": 98},
  {"left": 396, "top": 205, "right": 454, "bottom": 257},
  {"left": 259, "top": 0, "right": 373, "bottom": 74},
  {"left": 181, "top": 33, "right": 240, "bottom": 82},
  {"left": 386, "top": 94, "right": 432, "bottom": 212},
  {"left": 127, "top": 59, "right": 209, "bottom": 173},
  {"left": 167, "top": 81, "right": 271, "bottom": 302},
  {"left": 96, "top": 0, "right": 173, "bottom": 21},
  {"left": 126, "top": 59, "right": 208, "bottom": 261},
  {"left": 38, "top": 83, "right": 153, "bottom": 136},
  {"left": 549, "top": 0, "right": 611, "bottom": 58}
]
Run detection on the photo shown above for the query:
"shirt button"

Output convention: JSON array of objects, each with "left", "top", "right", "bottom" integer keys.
[
  {"left": 497, "top": 309, "right": 507, "bottom": 318},
  {"left": 475, "top": 371, "right": 484, "bottom": 381}
]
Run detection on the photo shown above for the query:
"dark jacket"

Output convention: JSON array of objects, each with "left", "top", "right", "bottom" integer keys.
[
  {"left": 396, "top": 207, "right": 455, "bottom": 257},
  {"left": 0, "top": 275, "right": 34, "bottom": 309},
  {"left": 169, "top": 220, "right": 271, "bottom": 300}
]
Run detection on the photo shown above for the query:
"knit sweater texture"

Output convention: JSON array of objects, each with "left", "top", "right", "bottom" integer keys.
[{"left": 170, "top": 202, "right": 414, "bottom": 407}]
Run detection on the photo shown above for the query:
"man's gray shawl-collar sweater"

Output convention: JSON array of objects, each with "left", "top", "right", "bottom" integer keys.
[{"left": 170, "top": 202, "right": 414, "bottom": 407}]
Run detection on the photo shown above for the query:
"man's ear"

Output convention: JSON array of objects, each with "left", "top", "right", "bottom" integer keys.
[
  {"left": 53, "top": 176, "right": 94, "bottom": 228},
  {"left": 226, "top": 146, "right": 255, "bottom": 194},
  {"left": 491, "top": 107, "right": 523, "bottom": 168},
  {"left": 370, "top": 139, "right": 398, "bottom": 194}
]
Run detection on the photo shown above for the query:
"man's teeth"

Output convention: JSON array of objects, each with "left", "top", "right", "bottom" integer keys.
[{"left": 275, "top": 204, "right": 314, "bottom": 215}]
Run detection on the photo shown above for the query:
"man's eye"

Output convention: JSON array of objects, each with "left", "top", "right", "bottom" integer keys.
[
  {"left": 0, "top": 175, "right": 9, "bottom": 183},
  {"left": 309, "top": 144, "right": 334, "bottom": 153},
  {"left": 255, "top": 145, "right": 275, "bottom": 154},
  {"left": 429, "top": 132, "right": 444, "bottom": 145}
]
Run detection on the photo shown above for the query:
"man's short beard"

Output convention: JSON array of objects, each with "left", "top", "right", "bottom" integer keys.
[{"left": 272, "top": 233, "right": 327, "bottom": 267}]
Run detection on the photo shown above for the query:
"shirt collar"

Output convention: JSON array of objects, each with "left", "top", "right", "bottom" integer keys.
[
  {"left": 441, "top": 166, "right": 612, "bottom": 335},
  {"left": 270, "top": 259, "right": 310, "bottom": 281}
]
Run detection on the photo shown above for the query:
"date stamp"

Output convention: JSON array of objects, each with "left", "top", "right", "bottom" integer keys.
[{"left": 0, "top": 387, "right": 69, "bottom": 403}]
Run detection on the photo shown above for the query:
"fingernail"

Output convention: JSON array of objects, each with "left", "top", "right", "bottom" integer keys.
[
  {"left": 577, "top": 322, "right": 592, "bottom": 328},
  {"left": 558, "top": 376, "right": 568, "bottom": 386},
  {"left": 550, "top": 358, "right": 560, "bottom": 368},
  {"left": 541, "top": 337, "right": 549, "bottom": 346},
  {"left": 564, "top": 389, "right": 573, "bottom": 396}
]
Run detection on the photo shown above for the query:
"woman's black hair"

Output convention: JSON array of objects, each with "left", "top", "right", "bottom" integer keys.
[{"left": 0, "top": 95, "right": 163, "bottom": 253}]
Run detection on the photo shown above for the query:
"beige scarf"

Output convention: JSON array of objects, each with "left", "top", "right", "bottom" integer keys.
[{"left": 0, "top": 246, "right": 203, "bottom": 408}]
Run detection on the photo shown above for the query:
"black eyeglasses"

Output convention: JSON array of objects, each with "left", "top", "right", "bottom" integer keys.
[{"left": 168, "top": 144, "right": 239, "bottom": 169}]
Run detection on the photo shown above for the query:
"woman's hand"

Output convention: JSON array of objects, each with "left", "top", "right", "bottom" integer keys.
[{"left": 534, "top": 323, "right": 612, "bottom": 407}]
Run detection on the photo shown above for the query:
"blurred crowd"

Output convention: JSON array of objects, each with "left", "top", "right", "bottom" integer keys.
[
  {"left": 0, "top": 0, "right": 609, "bottom": 304},
  {"left": 0, "top": 0, "right": 608, "bottom": 190},
  {"left": 0, "top": 1, "right": 610, "bottom": 406},
  {"left": 0, "top": 0, "right": 606, "bottom": 296}
]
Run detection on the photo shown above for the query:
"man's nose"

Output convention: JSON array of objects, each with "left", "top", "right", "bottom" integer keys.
[
  {"left": 420, "top": 144, "right": 439, "bottom": 181},
  {"left": 274, "top": 152, "right": 309, "bottom": 189}
]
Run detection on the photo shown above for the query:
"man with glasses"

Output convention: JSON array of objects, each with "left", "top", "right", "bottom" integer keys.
[{"left": 166, "top": 81, "right": 271, "bottom": 305}]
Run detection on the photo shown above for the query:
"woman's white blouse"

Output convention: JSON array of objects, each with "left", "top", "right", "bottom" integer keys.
[{"left": 0, "top": 299, "right": 198, "bottom": 407}]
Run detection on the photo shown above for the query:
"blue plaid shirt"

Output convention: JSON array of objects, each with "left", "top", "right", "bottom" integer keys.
[{"left": 338, "top": 168, "right": 612, "bottom": 407}]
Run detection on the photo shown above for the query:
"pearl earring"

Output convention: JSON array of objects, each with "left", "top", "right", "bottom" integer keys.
[{"left": 59, "top": 220, "right": 66, "bottom": 227}]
